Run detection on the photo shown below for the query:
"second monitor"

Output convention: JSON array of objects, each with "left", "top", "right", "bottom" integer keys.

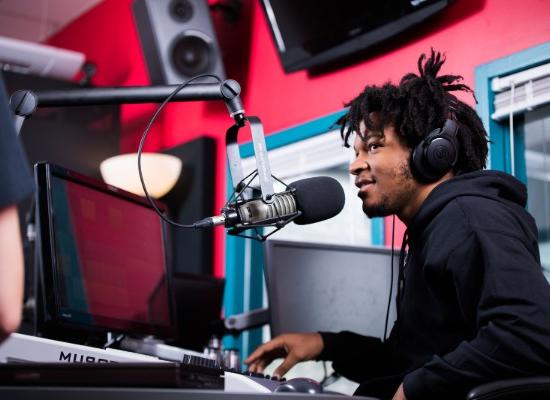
[{"left": 264, "top": 239, "right": 398, "bottom": 339}]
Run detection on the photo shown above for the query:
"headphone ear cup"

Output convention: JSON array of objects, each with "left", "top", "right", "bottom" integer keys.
[
  {"left": 411, "top": 125, "right": 458, "bottom": 183},
  {"left": 425, "top": 137, "right": 457, "bottom": 174},
  {"left": 411, "top": 139, "right": 437, "bottom": 182}
]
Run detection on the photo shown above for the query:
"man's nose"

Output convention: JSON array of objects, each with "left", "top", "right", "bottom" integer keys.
[{"left": 349, "top": 157, "right": 367, "bottom": 176}]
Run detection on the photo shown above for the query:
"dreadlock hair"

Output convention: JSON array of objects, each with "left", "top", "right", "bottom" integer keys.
[{"left": 339, "top": 49, "right": 489, "bottom": 174}]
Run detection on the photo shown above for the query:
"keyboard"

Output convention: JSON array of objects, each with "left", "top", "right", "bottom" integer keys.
[
  {"left": 0, "top": 333, "right": 163, "bottom": 364},
  {"left": 179, "top": 352, "right": 287, "bottom": 393}
]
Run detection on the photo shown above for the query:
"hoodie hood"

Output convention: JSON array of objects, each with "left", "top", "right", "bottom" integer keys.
[{"left": 409, "top": 170, "right": 527, "bottom": 233}]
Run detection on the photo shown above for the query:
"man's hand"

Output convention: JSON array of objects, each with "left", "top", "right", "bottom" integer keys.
[
  {"left": 245, "top": 332, "right": 324, "bottom": 378},
  {"left": 392, "top": 383, "right": 407, "bottom": 400}
]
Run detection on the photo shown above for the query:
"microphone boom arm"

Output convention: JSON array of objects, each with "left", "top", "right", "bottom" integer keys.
[
  {"left": 10, "top": 79, "right": 276, "bottom": 236},
  {"left": 10, "top": 77, "right": 276, "bottom": 235},
  {"left": 10, "top": 79, "right": 246, "bottom": 127}
]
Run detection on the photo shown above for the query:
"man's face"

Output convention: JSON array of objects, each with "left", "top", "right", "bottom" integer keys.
[{"left": 350, "top": 120, "right": 419, "bottom": 219}]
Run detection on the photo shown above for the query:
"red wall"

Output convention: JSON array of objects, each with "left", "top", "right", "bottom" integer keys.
[{"left": 47, "top": 0, "right": 550, "bottom": 274}]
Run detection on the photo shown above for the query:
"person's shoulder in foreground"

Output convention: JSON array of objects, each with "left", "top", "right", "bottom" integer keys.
[{"left": 0, "top": 71, "right": 34, "bottom": 342}]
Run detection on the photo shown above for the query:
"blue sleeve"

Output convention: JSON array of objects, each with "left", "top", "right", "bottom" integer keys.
[{"left": 0, "top": 73, "right": 34, "bottom": 208}]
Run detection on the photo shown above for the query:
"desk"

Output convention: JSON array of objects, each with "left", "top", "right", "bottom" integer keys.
[{"left": 0, "top": 387, "right": 378, "bottom": 400}]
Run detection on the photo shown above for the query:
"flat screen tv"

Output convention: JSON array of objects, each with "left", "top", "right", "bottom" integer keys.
[
  {"left": 260, "top": 0, "right": 455, "bottom": 73},
  {"left": 34, "top": 162, "right": 175, "bottom": 342}
]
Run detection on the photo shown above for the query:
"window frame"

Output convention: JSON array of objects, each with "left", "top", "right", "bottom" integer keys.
[{"left": 475, "top": 41, "right": 550, "bottom": 176}]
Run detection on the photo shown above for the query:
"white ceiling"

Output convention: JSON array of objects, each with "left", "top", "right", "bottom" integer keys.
[{"left": 0, "top": 0, "right": 102, "bottom": 43}]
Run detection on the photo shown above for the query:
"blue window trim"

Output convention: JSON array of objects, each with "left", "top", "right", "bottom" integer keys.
[
  {"left": 223, "top": 109, "right": 385, "bottom": 358},
  {"left": 474, "top": 41, "right": 550, "bottom": 177}
]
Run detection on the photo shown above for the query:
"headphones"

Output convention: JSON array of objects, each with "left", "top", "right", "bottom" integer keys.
[{"left": 411, "top": 118, "right": 460, "bottom": 183}]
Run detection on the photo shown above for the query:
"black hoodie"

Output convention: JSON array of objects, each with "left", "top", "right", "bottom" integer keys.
[{"left": 320, "top": 170, "right": 550, "bottom": 400}]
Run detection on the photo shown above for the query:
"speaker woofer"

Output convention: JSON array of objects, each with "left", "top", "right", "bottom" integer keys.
[{"left": 170, "top": 32, "right": 213, "bottom": 77}]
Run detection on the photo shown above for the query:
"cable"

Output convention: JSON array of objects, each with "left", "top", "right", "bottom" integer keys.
[
  {"left": 383, "top": 215, "right": 396, "bottom": 342},
  {"left": 509, "top": 80, "right": 516, "bottom": 176},
  {"left": 137, "top": 74, "right": 223, "bottom": 229}
]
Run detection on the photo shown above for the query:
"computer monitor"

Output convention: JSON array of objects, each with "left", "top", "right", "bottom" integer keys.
[
  {"left": 34, "top": 162, "right": 175, "bottom": 341},
  {"left": 264, "top": 239, "right": 398, "bottom": 339}
]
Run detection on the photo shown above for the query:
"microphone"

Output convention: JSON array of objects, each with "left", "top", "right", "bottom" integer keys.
[{"left": 193, "top": 176, "right": 345, "bottom": 230}]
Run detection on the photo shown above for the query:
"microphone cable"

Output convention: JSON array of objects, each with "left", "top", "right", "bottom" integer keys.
[
  {"left": 136, "top": 74, "right": 223, "bottom": 229},
  {"left": 383, "top": 214, "right": 396, "bottom": 342}
]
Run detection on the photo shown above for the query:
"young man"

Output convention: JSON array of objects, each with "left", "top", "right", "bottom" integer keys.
[
  {"left": 245, "top": 50, "right": 550, "bottom": 400},
  {"left": 0, "top": 73, "right": 34, "bottom": 343}
]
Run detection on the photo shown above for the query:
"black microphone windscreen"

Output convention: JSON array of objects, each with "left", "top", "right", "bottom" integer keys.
[{"left": 288, "top": 176, "right": 345, "bottom": 225}]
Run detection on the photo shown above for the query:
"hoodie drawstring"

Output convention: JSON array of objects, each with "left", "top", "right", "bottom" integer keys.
[{"left": 397, "top": 230, "right": 410, "bottom": 319}]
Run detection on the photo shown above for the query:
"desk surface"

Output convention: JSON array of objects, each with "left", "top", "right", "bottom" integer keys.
[{"left": 0, "top": 387, "right": 379, "bottom": 400}]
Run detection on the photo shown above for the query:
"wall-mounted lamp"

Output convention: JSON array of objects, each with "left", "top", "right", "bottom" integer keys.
[{"left": 100, "top": 152, "right": 182, "bottom": 198}]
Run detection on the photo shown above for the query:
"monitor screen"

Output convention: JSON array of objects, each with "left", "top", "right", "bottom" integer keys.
[
  {"left": 264, "top": 239, "right": 398, "bottom": 339},
  {"left": 35, "top": 162, "right": 175, "bottom": 340},
  {"left": 261, "top": 0, "right": 454, "bottom": 73}
]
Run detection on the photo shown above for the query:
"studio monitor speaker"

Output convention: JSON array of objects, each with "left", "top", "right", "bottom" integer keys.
[{"left": 133, "top": 0, "right": 225, "bottom": 85}]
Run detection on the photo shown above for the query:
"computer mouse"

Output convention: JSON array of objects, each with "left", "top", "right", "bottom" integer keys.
[{"left": 274, "top": 377, "right": 323, "bottom": 394}]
